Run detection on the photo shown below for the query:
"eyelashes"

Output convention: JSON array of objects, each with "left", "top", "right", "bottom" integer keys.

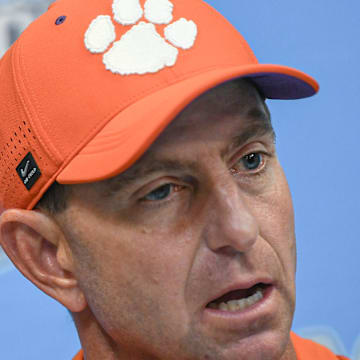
[{"left": 143, "top": 183, "right": 185, "bottom": 202}]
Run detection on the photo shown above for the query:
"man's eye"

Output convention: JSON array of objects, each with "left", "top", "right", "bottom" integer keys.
[
  {"left": 231, "top": 153, "right": 265, "bottom": 175},
  {"left": 242, "top": 153, "right": 263, "bottom": 170},
  {"left": 143, "top": 184, "right": 173, "bottom": 201}
]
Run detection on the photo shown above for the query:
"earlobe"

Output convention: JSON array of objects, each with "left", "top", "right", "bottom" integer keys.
[{"left": 0, "top": 209, "right": 87, "bottom": 313}]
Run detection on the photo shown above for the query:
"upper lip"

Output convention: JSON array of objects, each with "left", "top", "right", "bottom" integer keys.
[{"left": 205, "top": 277, "right": 274, "bottom": 307}]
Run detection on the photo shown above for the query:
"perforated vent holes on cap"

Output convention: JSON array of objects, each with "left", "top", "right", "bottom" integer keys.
[{"left": 0, "top": 120, "right": 44, "bottom": 203}]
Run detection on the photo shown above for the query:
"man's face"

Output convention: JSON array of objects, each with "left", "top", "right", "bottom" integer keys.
[{"left": 61, "top": 80, "right": 297, "bottom": 360}]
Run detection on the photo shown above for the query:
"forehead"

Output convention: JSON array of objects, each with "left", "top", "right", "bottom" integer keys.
[
  {"left": 152, "top": 78, "right": 269, "bottom": 147},
  {"left": 184, "top": 78, "right": 264, "bottom": 113}
]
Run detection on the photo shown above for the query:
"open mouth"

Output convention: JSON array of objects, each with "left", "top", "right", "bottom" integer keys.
[{"left": 206, "top": 283, "right": 269, "bottom": 312}]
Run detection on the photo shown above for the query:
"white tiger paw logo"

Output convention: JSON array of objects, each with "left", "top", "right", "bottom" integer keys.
[{"left": 84, "top": 0, "right": 198, "bottom": 75}]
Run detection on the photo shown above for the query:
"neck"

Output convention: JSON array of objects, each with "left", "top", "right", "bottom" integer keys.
[
  {"left": 280, "top": 333, "right": 297, "bottom": 360},
  {"left": 73, "top": 308, "right": 120, "bottom": 360}
]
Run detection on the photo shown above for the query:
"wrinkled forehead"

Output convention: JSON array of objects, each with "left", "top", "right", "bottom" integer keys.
[
  {"left": 178, "top": 78, "right": 266, "bottom": 118},
  {"left": 154, "top": 78, "right": 270, "bottom": 145}
]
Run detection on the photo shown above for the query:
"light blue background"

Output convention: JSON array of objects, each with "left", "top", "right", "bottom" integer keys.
[{"left": 1, "top": 0, "right": 359, "bottom": 359}]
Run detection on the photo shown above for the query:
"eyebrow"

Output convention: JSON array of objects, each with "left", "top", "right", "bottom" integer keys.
[
  {"left": 103, "top": 106, "right": 275, "bottom": 195},
  {"left": 103, "top": 159, "right": 199, "bottom": 196},
  {"left": 224, "top": 107, "right": 275, "bottom": 157}
]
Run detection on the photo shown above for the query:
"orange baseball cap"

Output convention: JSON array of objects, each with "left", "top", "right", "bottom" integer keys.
[{"left": 0, "top": 0, "right": 319, "bottom": 210}]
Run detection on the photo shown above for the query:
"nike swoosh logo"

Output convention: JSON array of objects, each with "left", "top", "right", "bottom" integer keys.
[{"left": 20, "top": 161, "right": 30, "bottom": 178}]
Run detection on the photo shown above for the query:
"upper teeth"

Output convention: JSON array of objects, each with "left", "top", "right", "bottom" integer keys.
[{"left": 208, "top": 288, "right": 263, "bottom": 312}]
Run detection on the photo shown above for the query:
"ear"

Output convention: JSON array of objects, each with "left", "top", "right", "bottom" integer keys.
[{"left": 0, "top": 209, "right": 87, "bottom": 312}]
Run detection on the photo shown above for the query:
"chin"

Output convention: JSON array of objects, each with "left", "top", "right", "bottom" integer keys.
[{"left": 217, "top": 329, "right": 293, "bottom": 360}]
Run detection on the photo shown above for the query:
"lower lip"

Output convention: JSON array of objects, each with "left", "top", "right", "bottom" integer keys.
[{"left": 202, "top": 285, "right": 275, "bottom": 327}]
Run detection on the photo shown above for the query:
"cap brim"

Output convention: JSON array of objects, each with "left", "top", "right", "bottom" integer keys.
[{"left": 57, "top": 64, "right": 318, "bottom": 184}]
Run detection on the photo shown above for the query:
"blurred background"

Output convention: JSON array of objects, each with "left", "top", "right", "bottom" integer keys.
[{"left": 1, "top": 0, "right": 359, "bottom": 359}]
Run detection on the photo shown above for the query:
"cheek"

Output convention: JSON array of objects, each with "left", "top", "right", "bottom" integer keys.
[
  {"left": 276, "top": 170, "right": 296, "bottom": 261},
  {"left": 254, "top": 164, "right": 296, "bottom": 273},
  {"left": 66, "top": 208, "right": 197, "bottom": 331}
]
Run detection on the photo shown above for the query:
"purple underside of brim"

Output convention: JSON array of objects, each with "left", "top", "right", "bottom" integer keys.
[{"left": 245, "top": 72, "right": 316, "bottom": 100}]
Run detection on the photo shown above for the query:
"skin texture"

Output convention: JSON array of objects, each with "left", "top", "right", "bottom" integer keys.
[{"left": 0, "top": 80, "right": 297, "bottom": 360}]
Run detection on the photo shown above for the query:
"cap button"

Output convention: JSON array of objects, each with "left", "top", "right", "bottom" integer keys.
[{"left": 55, "top": 15, "right": 67, "bottom": 26}]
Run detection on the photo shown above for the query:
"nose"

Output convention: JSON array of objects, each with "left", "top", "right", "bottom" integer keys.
[{"left": 204, "top": 176, "right": 259, "bottom": 254}]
